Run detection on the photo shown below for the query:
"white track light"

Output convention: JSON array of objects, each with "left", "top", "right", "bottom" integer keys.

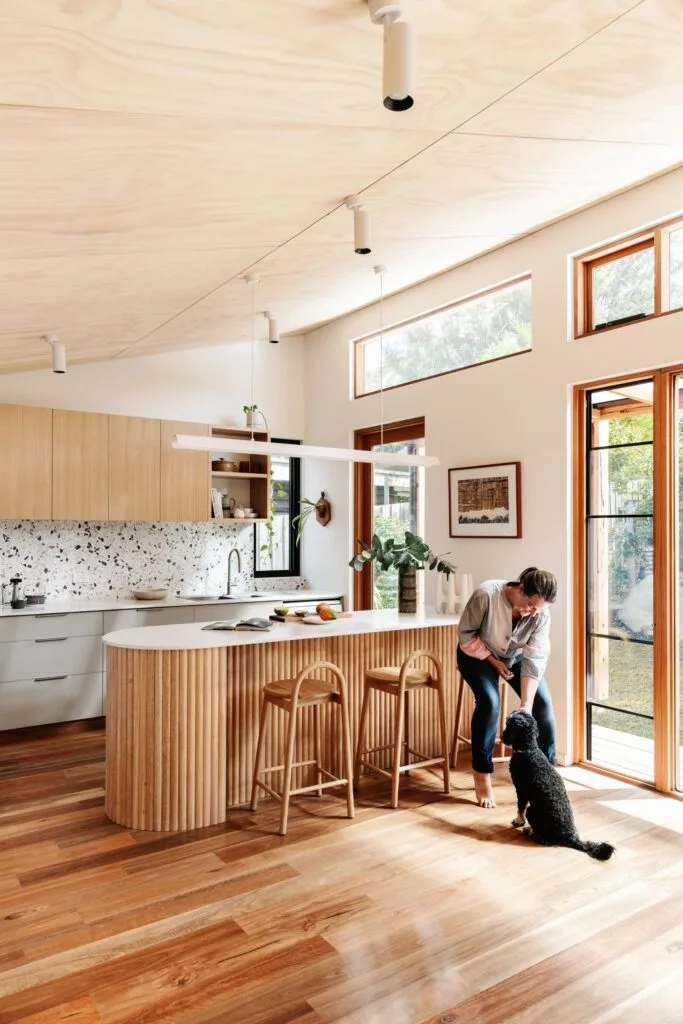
[
  {"left": 368, "top": 0, "right": 415, "bottom": 111},
  {"left": 44, "top": 333, "right": 66, "bottom": 374},
  {"left": 383, "top": 19, "right": 414, "bottom": 110},
  {"left": 345, "top": 195, "right": 371, "bottom": 255},
  {"left": 263, "top": 311, "right": 279, "bottom": 344}
]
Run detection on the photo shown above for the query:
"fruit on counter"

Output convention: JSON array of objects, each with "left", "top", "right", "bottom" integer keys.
[
  {"left": 273, "top": 606, "right": 289, "bottom": 616},
  {"left": 294, "top": 609, "right": 307, "bottom": 617},
  {"left": 316, "top": 602, "right": 337, "bottom": 621}
]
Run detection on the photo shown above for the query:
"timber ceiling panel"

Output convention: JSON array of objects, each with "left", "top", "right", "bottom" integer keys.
[{"left": 0, "top": 0, "right": 681, "bottom": 372}]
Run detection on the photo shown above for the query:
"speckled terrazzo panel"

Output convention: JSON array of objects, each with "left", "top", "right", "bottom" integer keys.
[{"left": 0, "top": 521, "right": 307, "bottom": 599}]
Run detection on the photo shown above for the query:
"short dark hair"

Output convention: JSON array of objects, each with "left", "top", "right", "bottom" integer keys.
[{"left": 517, "top": 567, "right": 557, "bottom": 604}]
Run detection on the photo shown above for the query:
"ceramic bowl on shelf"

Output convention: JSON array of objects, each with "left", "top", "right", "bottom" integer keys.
[
  {"left": 133, "top": 587, "right": 168, "bottom": 601},
  {"left": 212, "top": 459, "right": 236, "bottom": 472}
]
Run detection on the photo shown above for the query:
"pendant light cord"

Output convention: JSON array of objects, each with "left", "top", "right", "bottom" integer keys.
[
  {"left": 250, "top": 278, "right": 256, "bottom": 441},
  {"left": 379, "top": 268, "right": 385, "bottom": 450}
]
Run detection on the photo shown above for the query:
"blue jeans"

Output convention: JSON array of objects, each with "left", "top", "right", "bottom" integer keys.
[{"left": 456, "top": 647, "right": 556, "bottom": 773}]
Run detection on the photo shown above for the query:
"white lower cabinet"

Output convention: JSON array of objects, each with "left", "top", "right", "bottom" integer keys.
[{"left": 0, "top": 673, "right": 103, "bottom": 730}]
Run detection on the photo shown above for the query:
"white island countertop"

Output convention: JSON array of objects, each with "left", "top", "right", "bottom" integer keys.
[{"left": 103, "top": 608, "right": 461, "bottom": 651}]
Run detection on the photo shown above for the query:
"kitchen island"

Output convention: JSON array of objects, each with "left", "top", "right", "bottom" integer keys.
[{"left": 103, "top": 609, "right": 460, "bottom": 832}]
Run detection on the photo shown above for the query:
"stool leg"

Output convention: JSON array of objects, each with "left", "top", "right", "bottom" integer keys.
[
  {"left": 403, "top": 689, "right": 411, "bottom": 776},
  {"left": 354, "top": 682, "right": 372, "bottom": 789},
  {"left": 313, "top": 703, "right": 322, "bottom": 797},
  {"left": 250, "top": 695, "right": 269, "bottom": 811},
  {"left": 339, "top": 687, "right": 355, "bottom": 821},
  {"left": 390, "top": 688, "right": 406, "bottom": 809},
  {"left": 435, "top": 675, "right": 451, "bottom": 795},
  {"left": 279, "top": 701, "right": 299, "bottom": 836},
  {"left": 450, "top": 671, "right": 465, "bottom": 768}
]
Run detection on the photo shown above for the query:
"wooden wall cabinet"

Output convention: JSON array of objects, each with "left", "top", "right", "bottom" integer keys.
[
  {"left": 53, "top": 410, "right": 109, "bottom": 521},
  {"left": 108, "top": 415, "right": 161, "bottom": 521},
  {"left": 160, "top": 420, "right": 209, "bottom": 522},
  {"left": 0, "top": 404, "right": 52, "bottom": 520}
]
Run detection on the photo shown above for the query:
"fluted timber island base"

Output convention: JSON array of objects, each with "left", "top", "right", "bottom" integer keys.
[{"left": 103, "top": 610, "right": 460, "bottom": 832}]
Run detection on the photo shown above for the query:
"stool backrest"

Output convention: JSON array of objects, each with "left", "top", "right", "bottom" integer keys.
[
  {"left": 290, "top": 660, "right": 347, "bottom": 703},
  {"left": 399, "top": 649, "right": 443, "bottom": 686}
]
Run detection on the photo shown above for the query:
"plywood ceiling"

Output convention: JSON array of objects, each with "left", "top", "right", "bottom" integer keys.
[{"left": 1, "top": 0, "right": 682, "bottom": 372}]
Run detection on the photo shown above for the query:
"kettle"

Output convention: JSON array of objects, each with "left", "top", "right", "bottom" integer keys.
[{"left": 10, "top": 575, "right": 26, "bottom": 610}]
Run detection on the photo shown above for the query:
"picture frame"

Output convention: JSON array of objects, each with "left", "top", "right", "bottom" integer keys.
[{"left": 448, "top": 462, "right": 522, "bottom": 538}]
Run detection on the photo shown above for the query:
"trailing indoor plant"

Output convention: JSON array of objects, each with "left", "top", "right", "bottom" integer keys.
[
  {"left": 292, "top": 493, "right": 332, "bottom": 545},
  {"left": 242, "top": 403, "right": 260, "bottom": 428},
  {"left": 349, "top": 531, "right": 456, "bottom": 612}
]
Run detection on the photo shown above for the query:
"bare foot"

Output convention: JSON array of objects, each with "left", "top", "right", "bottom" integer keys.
[{"left": 473, "top": 771, "right": 496, "bottom": 808}]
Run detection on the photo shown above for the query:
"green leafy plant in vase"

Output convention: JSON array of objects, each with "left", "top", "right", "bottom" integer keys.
[
  {"left": 242, "top": 404, "right": 260, "bottom": 428},
  {"left": 349, "top": 531, "right": 456, "bottom": 612}
]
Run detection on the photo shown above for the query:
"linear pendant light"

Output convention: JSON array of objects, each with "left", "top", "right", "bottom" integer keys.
[
  {"left": 171, "top": 270, "right": 439, "bottom": 469},
  {"left": 173, "top": 433, "right": 439, "bottom": 468}
]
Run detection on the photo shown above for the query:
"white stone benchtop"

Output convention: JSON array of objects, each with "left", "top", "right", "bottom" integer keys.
[
  {"left": 0, "top": 591, "right": 341, "bottom": 619},
  {"left": 103, "top": 608, "right": 461, "bottom": 651}
]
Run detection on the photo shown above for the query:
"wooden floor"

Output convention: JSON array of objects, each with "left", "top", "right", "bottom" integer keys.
[{"left": 1, "top": 725, "right": 683, "bottom": 1024}]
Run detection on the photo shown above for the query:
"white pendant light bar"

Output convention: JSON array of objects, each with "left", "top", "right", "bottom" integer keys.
[{"left": 172, "top": 433, "right": 439, "bottom": 468}]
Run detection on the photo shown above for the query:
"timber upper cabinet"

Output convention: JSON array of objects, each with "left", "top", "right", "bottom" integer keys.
[
  {"left": 160, "top": 420, "right": 209, "bottom": 522},
  {"left": 0, "top": 405, "right": 52, "bottom": 519},
  {"left": 108, "top": 415, "right": 161, "bottom": 522},
  {"left": 53, "top": 410, "right": 109, "bottom": 520}
]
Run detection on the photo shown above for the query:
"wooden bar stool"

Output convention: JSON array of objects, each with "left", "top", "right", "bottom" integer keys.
[
  {"left": 450, "top": 667, "right": 509, "bottom": 769},
  {"left": 250, "top": 660, "right": 355, "bottom": 836},
  {"left": 354, "top": 650, "right": 450, "bottom": 809}
]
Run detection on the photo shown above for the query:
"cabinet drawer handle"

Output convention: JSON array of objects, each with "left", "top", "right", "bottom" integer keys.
[
  {"left": 34, "top": 637, "right": 68, "bottom": 643},
  {"left": 42, "top": 613, "right": 67, "bottom": 618},
  {"left": 34, "top": 675, "right": 68, "bottom": 682}
]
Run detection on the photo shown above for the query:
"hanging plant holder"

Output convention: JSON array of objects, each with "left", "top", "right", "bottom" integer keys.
[{"left": 315, "top": 492, "right": 332, "bottom": 527}]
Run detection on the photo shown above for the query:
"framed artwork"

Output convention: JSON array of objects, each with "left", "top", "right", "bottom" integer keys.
[{"left": 448, "top": 462, "right": 522, "bottom": 538}]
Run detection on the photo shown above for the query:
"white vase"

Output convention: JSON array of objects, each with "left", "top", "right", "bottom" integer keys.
[
  {"left": 457, "top": 573, "right": 473, "bottom": 612},
  {"left": 446, "top": 572, "right": 457, "bottom": 615},
  {"left": 435, "top": 573, "right": 448, "bottom": 614}
]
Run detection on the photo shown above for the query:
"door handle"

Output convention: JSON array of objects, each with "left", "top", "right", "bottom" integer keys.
[
  {"left": 34, "top": 675, "right": 68, "bottom": 682},
  {"left": 34, "top": 637, "right": 67, "bottom": 643}
]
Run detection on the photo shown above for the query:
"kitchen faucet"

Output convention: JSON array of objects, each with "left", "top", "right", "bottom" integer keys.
[{"left": 225, "top": 548, "right": 242, "bottom": 596}]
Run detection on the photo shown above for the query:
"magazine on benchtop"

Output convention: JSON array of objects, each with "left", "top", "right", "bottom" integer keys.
[{"left": 201, "top": 617, "right": 274, "bottom": 632}]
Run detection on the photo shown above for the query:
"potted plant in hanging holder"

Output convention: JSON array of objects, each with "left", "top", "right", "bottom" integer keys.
[
  {"left": 349, "top": 531, "right": 456, "bottom": 613},
  {"left": 243, "top": 404, "right": 260, "bottom": 429},
  {"left": 292, "top": 493, "right": 333, "bottom": 545}
]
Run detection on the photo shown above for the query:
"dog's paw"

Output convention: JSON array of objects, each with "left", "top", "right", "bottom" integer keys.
[{"left": 511, "top": 814, "right": 525, "bottom": 828}]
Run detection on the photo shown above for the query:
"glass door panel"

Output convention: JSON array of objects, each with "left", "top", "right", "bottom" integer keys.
[
  {"left": 676, "top": 377, "right": 683, "bottom": 790},
  {"left": 586, "top": 380, "right": 655, "bottom": 781},
  {"left": 371, "top": 440, "right": 424, "bottom": 610}
]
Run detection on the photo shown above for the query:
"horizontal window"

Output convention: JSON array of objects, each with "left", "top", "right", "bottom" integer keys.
[
  {"left": 575, "top": 213, "right": 683, "bottom": 338},
  {"left": 354, "top": 276, "right": 532, "bottom": 398}
]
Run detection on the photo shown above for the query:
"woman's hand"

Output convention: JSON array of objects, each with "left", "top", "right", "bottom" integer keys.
[{"left": 487, "top": 654, "right": 513, "bottom": 680}]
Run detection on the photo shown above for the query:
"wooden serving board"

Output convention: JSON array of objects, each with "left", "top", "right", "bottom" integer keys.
[{"left": 270, "top": 612, "right": 353, "bottom": 622}]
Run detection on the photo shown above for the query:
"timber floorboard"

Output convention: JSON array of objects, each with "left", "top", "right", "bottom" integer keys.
[{"left": 1, "top": 725, "right": 683, "bottom": 1022}]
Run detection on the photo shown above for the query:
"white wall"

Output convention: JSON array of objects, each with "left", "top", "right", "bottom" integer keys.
[
  {"left": 0, "top": 338, "right": 306, "bottom": 436},
  {"left": 302, "top": 165, "right": 683, "bottom": 764}
]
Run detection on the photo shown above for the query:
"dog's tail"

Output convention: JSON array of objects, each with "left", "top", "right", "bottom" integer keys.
[{"left": 568, "top": 837, "right": 615, "bottom": 860}]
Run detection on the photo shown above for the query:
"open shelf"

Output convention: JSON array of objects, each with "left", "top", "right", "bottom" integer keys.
[
  {"left": 211, "top": 471, "right": 269, "bottom": 479},
  {"left": 208, "top": 424, "right": 271, "bottom": 521}
]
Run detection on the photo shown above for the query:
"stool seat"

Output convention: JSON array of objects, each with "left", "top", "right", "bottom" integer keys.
[
  {"left": 365, "top": 666, "right": 431, "bottom": 688},
  {"left": 264, "top": 677, "right": 339, "bottom": 705},
  {"left": 354, "top": 649, "right": 450, "bottom": 808}
]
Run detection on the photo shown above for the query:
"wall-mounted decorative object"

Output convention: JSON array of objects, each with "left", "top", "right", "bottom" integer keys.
[
  {"left": 314, "top": 491, "right": 332, "bottom": 527},
  {"left": 448, "top": 462, "right": 522, "bottom": 539}
]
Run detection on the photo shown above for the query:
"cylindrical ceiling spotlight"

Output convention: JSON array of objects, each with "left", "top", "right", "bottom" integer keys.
[
  {"left": 368, "top": 0, "right": 415, "bottom": 112},
  {"left": 44, "top": 333, "right": 66, "bottom": 374},
  {"left": 345, "top": 195, "right": 371, "bottom": 255},
  {"left": 263, "top": 311, "right": 279, "bottom": 344}
]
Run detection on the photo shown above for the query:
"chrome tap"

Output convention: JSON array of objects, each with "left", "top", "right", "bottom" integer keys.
[{"left": 226, "top": 548, "right": 242, "bottom": 596}]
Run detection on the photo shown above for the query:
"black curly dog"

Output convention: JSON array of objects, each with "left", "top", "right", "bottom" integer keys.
[{"left": 502, "top": 710, "right": 615, "bottom": 861}]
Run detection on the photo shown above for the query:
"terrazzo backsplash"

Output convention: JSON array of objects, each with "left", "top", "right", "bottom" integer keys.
[{"left": 0, "top": 521, "right": 307, "bottom": 600}]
